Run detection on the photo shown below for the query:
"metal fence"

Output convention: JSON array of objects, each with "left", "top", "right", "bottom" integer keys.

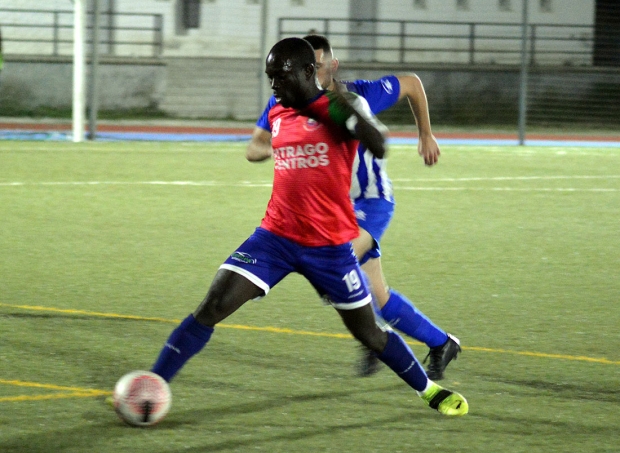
[
  {"left": 0, "top": 8, "right": 163, "bottom": 57},
  {"left": 279, "top": 17, "right": 595, "bottom": 66}
]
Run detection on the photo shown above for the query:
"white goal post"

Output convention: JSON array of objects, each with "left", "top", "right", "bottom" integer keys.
[{"left": 72, "top": 0, "right": 86, "bottom": 143}]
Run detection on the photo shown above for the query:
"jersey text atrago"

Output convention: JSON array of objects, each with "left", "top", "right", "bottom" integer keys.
[{"left": 273, "top": 142, "right": 330, "bottom": 170}]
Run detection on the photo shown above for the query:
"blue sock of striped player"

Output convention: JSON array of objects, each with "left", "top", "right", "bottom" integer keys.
[
  {"left": 151, "top": 314, "right": 213, "bottom": 382},
  {"left": 380, "top": 290, "right": 448, "bottom": 348},
  {"left": 377, "top": 330, "right": 428, "bottom": 391}
]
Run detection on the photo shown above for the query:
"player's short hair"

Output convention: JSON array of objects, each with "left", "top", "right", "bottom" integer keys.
[
  {"left": 270, "top": 37, "right": 316, "bottom": 69},
  {"left": 303, "top": 34, "right": 333, "bottom": 58}
]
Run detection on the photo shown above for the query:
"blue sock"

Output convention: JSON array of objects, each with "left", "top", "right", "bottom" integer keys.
[
  {"left": 380, "top": 290, "right": 448, "bottom": 348},
  {"left": 377, "top": 330, "right": 428, "bottom": 391},
  {"left": 151, "top": 314, "right": 213, "bottom": 382}
]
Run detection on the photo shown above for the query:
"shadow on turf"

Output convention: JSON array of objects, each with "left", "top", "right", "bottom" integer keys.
[
  {"left": 481, "top": 374, "right": 620, "bottom": 404},
  {"left": 165, "top": 414, "right": 423, "bottom": 453},
  {"left": 0, "top": 312, "right": 169, "bottom": 323},
  {"left": 1, "top": 310, "right": 393, "bottom": 394},
  {"left": 468, "top": 411, "right": 619, "bottom": 438},
  {"left": 135, "top": 384, "right": 446, "bottom": 452},
  {"left": 171, "top": 382, "right": 404, "bottom": 423},
  {"left": 0, "top": 384, "right": 438, "bottom": 453}
]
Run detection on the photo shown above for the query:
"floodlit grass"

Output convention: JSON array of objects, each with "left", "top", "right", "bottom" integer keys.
[{"left": 0, "top": 141, "right": 618, "bottom": 453}]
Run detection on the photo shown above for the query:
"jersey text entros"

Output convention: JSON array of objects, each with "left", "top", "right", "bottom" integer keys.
[{"left": 260, "top": 92, "right": 365, "bottom": 247}]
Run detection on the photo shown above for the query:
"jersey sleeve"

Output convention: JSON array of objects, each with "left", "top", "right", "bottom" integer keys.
[
  {"left": 302, "top": 91, "right": 387, "bottom": 138},
  {"left": 344, "top": 75, "right": 401, "bottom": 115},
  {"left": 256, "top": 95, "right": 278, "bottom": 131}
]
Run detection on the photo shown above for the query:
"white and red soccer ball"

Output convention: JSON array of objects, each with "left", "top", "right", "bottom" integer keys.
[{"left": 113, "top": 370, "right": 171, "bottom": 427}]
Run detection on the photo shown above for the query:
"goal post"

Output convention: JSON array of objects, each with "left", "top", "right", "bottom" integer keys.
[{"left": 72, "top": 0, "right": 86, "bottom": 143}]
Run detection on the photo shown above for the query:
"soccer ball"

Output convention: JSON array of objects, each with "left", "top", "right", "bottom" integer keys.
[{"left": 113, "top": 370, "right": 172, "bottom": 427}]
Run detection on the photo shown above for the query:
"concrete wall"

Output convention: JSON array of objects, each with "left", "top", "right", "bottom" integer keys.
[
  {"left": 340, "top": 64, "right": 521, "bottom": 124},
  {"left": 2, "top": 55, "right": 617, "bottom": 126},
  {"left": 338, "top": 63, "right": 620, "bottom": 126},
  {"left": 159, "top": 56, "right": 261, "bottom": 119},
  {"left": 0, "top": 57, "right": 166, "bottom": 112}
]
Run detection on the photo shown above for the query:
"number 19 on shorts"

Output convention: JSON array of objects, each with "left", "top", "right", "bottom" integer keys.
[{"left": 342, "top": 270, "right": 362, "bottom": 293}]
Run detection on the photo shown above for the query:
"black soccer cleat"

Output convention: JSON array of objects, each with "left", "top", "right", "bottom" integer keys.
[
  {"left": 357, "top": 346, "right": 383, "bottom": 377},
  {"left": 423, "top": 333, "right": 461, "bottom": 381}
]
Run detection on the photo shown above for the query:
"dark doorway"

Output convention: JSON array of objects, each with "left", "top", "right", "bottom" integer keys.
[
  {"left": 594, "top": 0, "right": 620, "bottom": 66},
  {"left": 183, "top": 0, "right": 201, "bottom": 29}
]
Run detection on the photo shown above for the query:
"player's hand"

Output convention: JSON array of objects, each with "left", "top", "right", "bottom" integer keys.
[{"left": 418, "top": 133, "right": 440, "bottom": 166}]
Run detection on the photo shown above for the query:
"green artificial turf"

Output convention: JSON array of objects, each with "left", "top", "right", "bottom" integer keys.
[{"left": 0, "top": 141, "right": 618, "bottom": 453}]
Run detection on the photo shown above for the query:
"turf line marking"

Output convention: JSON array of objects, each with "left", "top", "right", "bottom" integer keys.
[
  {"left": 464, "top": 346, "right": 618, "bottom": 365},
  {"left": 1, "top": 179, "right": 618, "bottom": 192},
  {"left": 220, "top": 323, "right": 352, "bottom": 339},
  {"left": 0, "top": 391, "right": 110, "bottom": 403},
  {"left": 0, "top": 303, "right": 179, "bottom": 324},
  {"left": 0, "top": 379, "right": 107, "bottom": 393},
  {"left": 0, "top": 379, "right": 112, "bottom": 403},
  {"left": 0, "top": 302, "right": 617, "bottom": 366}
]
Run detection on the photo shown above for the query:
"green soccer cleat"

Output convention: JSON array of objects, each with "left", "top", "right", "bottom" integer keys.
[{"left": 420, "top": 382, "right": 469, "bottom": 416}]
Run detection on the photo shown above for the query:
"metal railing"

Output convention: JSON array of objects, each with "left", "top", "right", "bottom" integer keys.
[
  {"left": 278, "top": 17, "right": 595, "bottom": 66},
  {"left": 0, "top": 8, "right": 163, "bottom": 57}
]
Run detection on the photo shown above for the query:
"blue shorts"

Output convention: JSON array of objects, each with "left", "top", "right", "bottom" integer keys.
[
  {"left": 353, "top": 197, "right": 395, "bottom": 265},
  {"left": 220, "top": 227, "right": 372, "bottom": 310}
]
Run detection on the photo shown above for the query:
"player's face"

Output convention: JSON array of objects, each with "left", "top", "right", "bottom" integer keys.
[
  {"left": 315, "top": 49, "right": 336, "bottom": 90},
  {"left": 265, "top": 54, "right": 308, "bottom": 108}
]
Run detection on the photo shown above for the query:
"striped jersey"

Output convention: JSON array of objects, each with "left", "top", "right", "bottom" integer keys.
[{"left": 344, "top": 76, "right": 400, "bottom": 203}]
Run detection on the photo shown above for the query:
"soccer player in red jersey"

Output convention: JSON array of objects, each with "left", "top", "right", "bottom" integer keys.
[
  {"left": 249, "top": 35, "right": 461, "bottom": 381},
  {"left": 146, "top": 37, "right": 468, "bottom": 417}
]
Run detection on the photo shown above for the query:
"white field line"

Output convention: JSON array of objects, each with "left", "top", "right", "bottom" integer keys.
[
  {"left": 397, "top": 187, "right": 619, "bottom": 192},
  {"left": 0, "top": 175, "right": 619, "bottom": 192},
  {"left": 0, "top": 181, "right": 273, "bottom": 187},
  {"left": 391, "top": 175, "right": 620, "bottom": 182}
]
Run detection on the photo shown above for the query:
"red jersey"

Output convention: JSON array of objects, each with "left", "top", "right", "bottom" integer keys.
[{"left": 260, "top": 93, "right": 360, "bottom": 247}]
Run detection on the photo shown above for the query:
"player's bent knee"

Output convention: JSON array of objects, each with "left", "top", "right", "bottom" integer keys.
[
  {"left": 193, "top": 289, "right": 238, "bottom": 326},
  {"left": 351, "top": 326, "right": 388, "bottom": 353},
  {"left": 193, "top": 272, "right": 261, "bottom": 326},
  {"left": 193, "top": 295, "right": 221, "bottom": 326}
]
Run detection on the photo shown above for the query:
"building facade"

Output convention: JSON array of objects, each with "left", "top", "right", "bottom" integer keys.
[{"left": 1, "top": 0, "right": 616, "bottom": 124}]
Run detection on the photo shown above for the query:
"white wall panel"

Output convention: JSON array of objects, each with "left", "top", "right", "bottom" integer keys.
[{"left": 0, "top": 0, "right": 597, "bottom": 61}]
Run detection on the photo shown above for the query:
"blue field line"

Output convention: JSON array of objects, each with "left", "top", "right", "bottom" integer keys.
[
  {"left": 0, "top": 130, "right": 253, "bottom": 142},
  {"left": 0, "top": 131, "right": 70, "bottom": 141},
  {"left": 95, "top": 132, "right": 254, "bottom": 142},
  {"left": 521, "top": 139, "right": 620, "bottom": 148},
  {"left": 2, "top": 129, "right": 620, "bottom": 148}
]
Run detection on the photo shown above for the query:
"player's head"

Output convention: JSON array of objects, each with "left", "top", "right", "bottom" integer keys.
[
  {"left": 265, "top": 37, "right": 320, "bottom": 108},
  {"left": 303, "top": 34, "right": 339, "bottom": 90}
]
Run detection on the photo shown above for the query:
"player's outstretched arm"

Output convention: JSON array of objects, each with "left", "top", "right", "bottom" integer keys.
[
  {"left": 347, "top": 108, "right": 387, "bottom": 159},
  {"left": 397, "top": 74, "right": 440, "bottom": 166},
  {"left": 246, "top": 127, "right": 273, "bottom": 162},
  {"left": 330, "top": 87, "right": 388, "bottom": 160}
]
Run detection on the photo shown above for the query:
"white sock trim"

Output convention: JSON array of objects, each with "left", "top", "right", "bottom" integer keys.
[{"left": 416, "top": 378, "right": 434, "bottom": 397}]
